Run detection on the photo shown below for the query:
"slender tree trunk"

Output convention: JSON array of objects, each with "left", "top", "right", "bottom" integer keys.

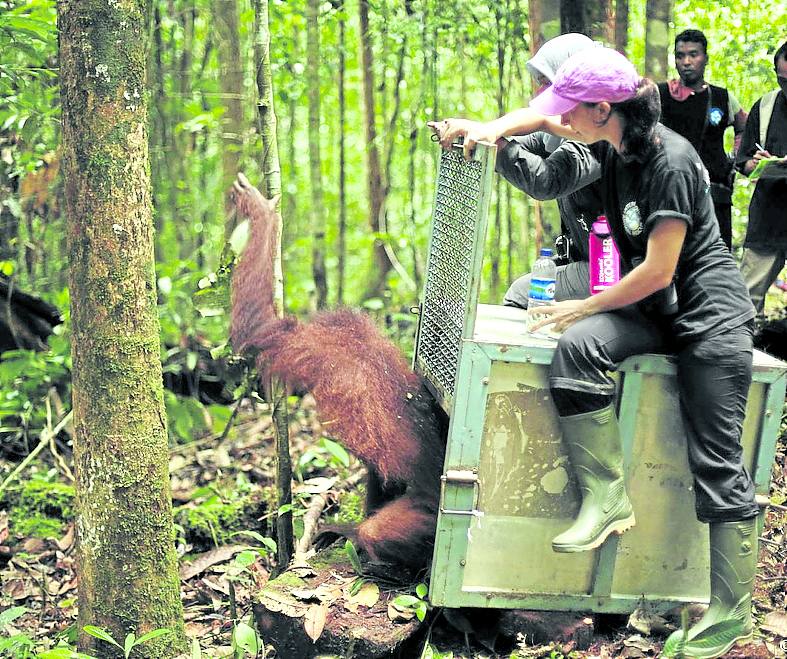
[
  {"left": 149, "top": 0, "right": 167, "bottom": 262},
  {"left": 529, "top": 0, "right": 561, "bottom": 54},
  {"left": 0, "top": 172, "right": 18, "bottom": 264},
  {"left": 282, "top": 22, "right": 300, "bottom": 249},
  {"left": 253, "top": 0, "right": 294, "bottom": 569},
  {"left": 645, "top": 0, "right": 672, "bottom": 79},
  {"left": 528, "top": 0, "right": 555, "bottom": 255},
  {"left": 359, "top": 0, "right": 394, "bottom": 300},
  {"left": 505, "top": 182, "right": 513, "bottom": 284},
  {"left": 307, "top": 0, "right": 328, "bottom": 308},
  {"left": 490, "top": 5, "right": 507, "bottom": 299},
  {"left": 337, "top": 0, "right": 347, "bottom": 305},
  {"left": 615, "top": 0, "right": 629, "bottom": 55},
  {"left": 560, "top": 0, "right": 586, "bottom": 34},
  {"left": 595, "top": 0, "right": 615, "bottom": 43},
  {"left": 179, "top": 1, "right": 197, "bottom": 259},
  {"left": 214, "top": 0, "right": 245, "bottom": 226},
  {"left": 58, "top": 0, "right": 185, "bottom": 655}
]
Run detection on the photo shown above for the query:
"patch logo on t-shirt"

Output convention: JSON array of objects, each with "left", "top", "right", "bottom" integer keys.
[
  {"left": 708, "top": 107, "right": 724, "bottom": 126},
  {"left": 623, "top": 201, "right": 643, "bottom": 236}
]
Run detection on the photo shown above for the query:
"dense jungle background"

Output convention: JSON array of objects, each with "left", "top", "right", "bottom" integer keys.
[{"left": 1, "top": 0, "right": 787, "bottom": 657}]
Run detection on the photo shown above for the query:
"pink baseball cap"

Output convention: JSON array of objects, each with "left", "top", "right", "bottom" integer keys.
[{"left": 529, "top": 47, "right": 641, "bottom": 116}]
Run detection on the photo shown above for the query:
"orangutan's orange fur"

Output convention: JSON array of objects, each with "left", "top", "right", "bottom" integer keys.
[{"left": 230, "top": 175, "right": 447, "bottom": 568}]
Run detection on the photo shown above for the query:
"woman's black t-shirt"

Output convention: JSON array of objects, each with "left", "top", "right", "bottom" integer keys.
[{"left": 595, "top": 124, "right": 755, "bottom": 343}]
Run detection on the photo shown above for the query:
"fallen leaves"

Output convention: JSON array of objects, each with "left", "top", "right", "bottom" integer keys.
[{"left": 179, "top": 544, "right": 248, "bottom": 581}]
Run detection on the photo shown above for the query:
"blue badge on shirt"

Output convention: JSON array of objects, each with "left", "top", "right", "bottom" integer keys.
[{"left": 709, "top": 107, "right": 724, "bottom": 126}]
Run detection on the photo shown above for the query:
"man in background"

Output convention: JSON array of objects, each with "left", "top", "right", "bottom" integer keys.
[
  {"left": 735, "top": 40, "right": 787, "bottom": 317},
  {"left": 658, "top": 29, "right": 748, "bottom": 250}
]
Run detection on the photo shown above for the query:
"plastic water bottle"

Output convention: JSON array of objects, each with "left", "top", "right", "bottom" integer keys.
[
  {"left": 588, "top": 215, "right": 621, "bottom": 295},
  {"left": 527, "top": 248, "right": 557, "bottom": 332}
]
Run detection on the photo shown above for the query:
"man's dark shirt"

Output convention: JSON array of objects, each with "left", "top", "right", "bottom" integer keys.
[
  {"left": 657, "top": 83, "right": 734, "bottom": 186},
  {"left": 734, "top": 91, "right": 787, "bottom": 249}
]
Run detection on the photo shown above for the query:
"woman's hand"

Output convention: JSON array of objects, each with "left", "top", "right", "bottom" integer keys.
[
  {"left": 529, "top": 298, "right": 595, "bottom": 333},
  {"left": 427, "top": 119, "right": 498, "bottom": 159}
]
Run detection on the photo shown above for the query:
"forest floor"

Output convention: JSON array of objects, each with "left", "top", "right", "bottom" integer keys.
[{"left": 1, "top": 390, "right": 786, "bottom": 659}]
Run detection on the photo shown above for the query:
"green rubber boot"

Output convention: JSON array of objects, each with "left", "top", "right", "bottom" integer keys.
[
  {"left": 662, "top": 518, "right": 757, "bottom": 659},
  {"left": 552, "top": 405, "right": 635, "bottom": 553}
]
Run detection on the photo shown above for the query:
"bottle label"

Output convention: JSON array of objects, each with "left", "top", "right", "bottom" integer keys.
[
  {"left": 529, "top": 277, "right": 556, "bottom": 302},
  {"left": 589, "top": 235, "right": 620, "bottom": 295}
]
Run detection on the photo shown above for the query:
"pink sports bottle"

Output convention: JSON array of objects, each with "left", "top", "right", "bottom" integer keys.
[{"left": 588, "top": 215, "right": 621, "bottom": 295}]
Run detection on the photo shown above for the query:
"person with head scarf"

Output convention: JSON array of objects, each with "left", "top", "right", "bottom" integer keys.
[
  {"left": 429, "top": 33, "right": 602, "bottom": 304},
  {"left": 433, "top": 47, "right": 758, "bottom": 659}
]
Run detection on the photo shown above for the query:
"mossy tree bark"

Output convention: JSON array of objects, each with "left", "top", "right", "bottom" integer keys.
[{"left": 58, "top": 0, "right": 185, "bottom": 656}]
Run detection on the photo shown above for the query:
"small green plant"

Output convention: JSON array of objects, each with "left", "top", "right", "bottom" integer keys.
[
  {"left": 231, "top": 615, "right": 264, "bottom": 658},
  {"left": 0, "top": 606, "right": 35, "bottom": 658},
  {"left": 0, "top": 613, "right": 167, "bottom": 659},
  {"left": 230, "top": 530, "right": 277, "bottom": 561},
  {"left": 295, "top": 438, "right": 351, "bottom": 480},
  {"left": 391, "top": 583, "right": 430, "bottom": 622},
  {"left": 419, "top": 643, "right": 453, "bottom": 659},
  {"left": 81, "top": 626, "right": 172, "bottom": 658},
  {"left": 510, "top": 638, "right": 582, "bottom": 659}
]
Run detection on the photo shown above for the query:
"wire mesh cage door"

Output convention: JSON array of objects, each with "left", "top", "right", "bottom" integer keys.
[{"left": 414, "top": 142, "right": 497, "bottom": 412}]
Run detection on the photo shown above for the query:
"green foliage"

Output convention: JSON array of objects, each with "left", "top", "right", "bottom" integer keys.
[
  {"left": 0, "top": 613, "right": 156, "bottom": 659},
  {"left": 82, "top": 626, "right": 172, "bottom": 659},
  {"left": 0, "top": 331, "right": 71, "bottom": 445},
  {"left": 343, "top": 538, "right": 363, "bottom": 575},
  {"left": 174, "top": 478, "right": 268, "bottom": 549},
  {"left": 419, "top": 644, "right": 453, "bottom": 659},
  {"left": 295, "top": 438, "right": 351, "bottom": 480},
  {"left": 230, "top": 617, "right": 263, "bottom": 659},
  {"left": 0, "top": 606, "right": 34, "bottom": 659},
  {"left": 3, "top": 471, "right": 74, "bottom": 538},
  {"left": 229, "top": 529, "right": 278, "bottom": 558},
  {"left": 0, "top": 0, "right": 58, "bottom": 170},
  {"left": 392, "top": 582, "right": 430, "bottom": 622}
]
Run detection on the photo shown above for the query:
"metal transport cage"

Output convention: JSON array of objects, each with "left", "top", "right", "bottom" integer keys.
[{"left": 415, "top": 143, "right": 787, "bottom": 613}]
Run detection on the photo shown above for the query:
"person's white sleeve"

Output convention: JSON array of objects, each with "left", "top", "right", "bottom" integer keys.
[{"left": 728, "top": 91, "right": 742, "bottom": 125}]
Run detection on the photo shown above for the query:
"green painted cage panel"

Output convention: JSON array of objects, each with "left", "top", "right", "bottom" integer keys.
[{"left": 429, "top": 304, "right": 787, "bottom": 612}]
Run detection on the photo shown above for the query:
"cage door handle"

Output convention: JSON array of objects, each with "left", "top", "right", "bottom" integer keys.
[{"left": 440, "top": 469, "right": 481, "bottom": 516}]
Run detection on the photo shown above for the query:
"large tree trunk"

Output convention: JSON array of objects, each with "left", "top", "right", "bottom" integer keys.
[
  {"left": 307, "top": 0, "right": 328, "bottom": 308},
  {"left": 645, "top": 0, "right": 672, "bottom": 79},
  {"left": 358, "top": 0, "right": 394, "bottom": 300},
  {"left": 58, "top": 0, "right": 185, "bottom": 656},
  {"left": 253, "top": 0, "right": 294, "bottom": 569},
  {"left": 615, "top": 0, "right": 629, "bottom": 55}
]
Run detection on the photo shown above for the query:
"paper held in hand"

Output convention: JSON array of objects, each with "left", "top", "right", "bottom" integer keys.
[{"left": 750, "top": 156, "right": 787, "bottom": 180}]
